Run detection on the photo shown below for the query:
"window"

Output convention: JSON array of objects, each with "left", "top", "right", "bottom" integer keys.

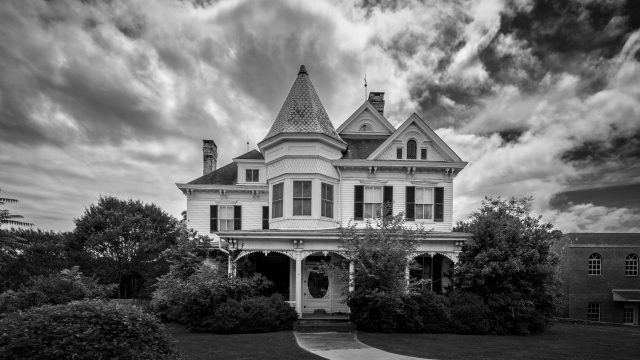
[
  {"left": 359, "top": 123, "right": 371, "bottom": 131},
  {"left": 624, "top": 306, "right": 635, "bottom": 325},
  {"left": 407, "top": 140, "right": 417, "bottom": 159},
  {"left": 396, "top": 148, "right": 402, "bottom": 159},
  {"left": 420, "top": 148, "right": 427, "bottom": 160},
  {"left": 272, "top": 183, "right": 283, "bottom": 218},
  {"left": 293, "top": 181, "right": 312, "bottom": 216},
  {"left": 262, "top": 206, "right": 269, "bottom": 229},
  {"left": 588, "top": 253, "right": 601, "bottom": 275},
  {"left": 321, "top": 183, "right": 333, "bottom": 218},
  {"left": 245, "top": 169, "right": 259, "bottom": 182},
  {"left": 364, "top": 186, "right": 383, "bottom": 218},
  {"left": 209, "top": 205, "right": 240, "bottom": 232},
  {"left": 218, "top": 206, "right": 235, "bottom": 231},
  {"left": 625, "top": 254, "right": 638, "bottom": 277},
  {"left": 414, "top": 188, "right": 433, "bottom": 219},
  {"left": 587, "top": 302, "right": 600, "bottom": 322}
]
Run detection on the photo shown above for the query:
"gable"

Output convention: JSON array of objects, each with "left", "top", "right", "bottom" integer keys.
[
  {"left": 367, "top": 113, "right": 463, "bottom": 162},
  {"left": 337, "top": 102, "right": 395, "bottom": 136}
]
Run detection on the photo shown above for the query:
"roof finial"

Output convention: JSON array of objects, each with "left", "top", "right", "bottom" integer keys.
[
  {"left": 298, "top": 65, "right": 308, "bottom": 75},
  {"left": 364, "top": 73, "right": 367, "bottom": 101}
]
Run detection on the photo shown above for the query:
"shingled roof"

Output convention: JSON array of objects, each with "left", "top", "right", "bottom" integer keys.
[
  {"left": 234, "top": 149, "right": 264, "bottom": 160},
  {"left": 188, "top": 162, "right": 237, "bottom": 185},
  {"left": 263, "top": 65, "right": 343, "bottom": 143},
  {"left": 342, "top": 137, "right": 388, "bottom": 159}
]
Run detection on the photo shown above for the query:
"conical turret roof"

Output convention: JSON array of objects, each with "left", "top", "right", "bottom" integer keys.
[{"left": 263, "top": 65, "right": 343, "bottom": 143}]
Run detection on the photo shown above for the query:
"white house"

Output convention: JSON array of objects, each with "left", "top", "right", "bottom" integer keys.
[{"left": 176, "top": 65, "right": 469, "bottom": 316}]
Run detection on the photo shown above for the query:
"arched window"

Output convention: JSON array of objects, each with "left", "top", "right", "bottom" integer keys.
[
  {"left": 625, "top": 254, "right": 638, "bottom": 277},
  {"left": 359, "top": 123, "right": 371, "bottom": 132},
  {"left": 588, "top": 253, "right": 601, "bottom": 275},
  {"left": 407, "top": 140, "right": 417, "bottom": 159}
]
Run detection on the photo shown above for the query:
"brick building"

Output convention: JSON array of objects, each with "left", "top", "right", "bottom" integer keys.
[{"left": 557, "top": 233, "right": 640, "bottom": 326}]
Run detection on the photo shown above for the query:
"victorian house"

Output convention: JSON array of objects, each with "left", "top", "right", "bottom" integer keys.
[{"left": 177, "top": 65, "right": 469, "bottom": 316}]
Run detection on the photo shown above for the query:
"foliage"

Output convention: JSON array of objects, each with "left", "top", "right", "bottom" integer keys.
[
  {"left": 0, "top": 266, "right": 115, "bottom": 313},
  {"left": 197, "top": 294, "right": 298, "bottom": 333},
  {"left": 160, "top": 226, "right": 224, "bottom": 280},
  {"left": 0, "top": 300, "right": 178, "bottom": 360},
  {"left": 151, "top": 264, "right": 271, "bottom": 326},
  {"left": 447, "top": 290, "right": 492, "bottom": 334},
  {"left": 0, "top": 189, "right": 33, "bottom": 228},
  {"left": 338, "top": 210, "right": 423, "bottom": 296},
  {"left": 0, "top": 229, "right": 89, "bottom": 292},
  {"left": 454, "top": 197, "right": 562, "bottom": 334},
  {"left": 74, "top": 196, "right": 181, "bottom": 298}
]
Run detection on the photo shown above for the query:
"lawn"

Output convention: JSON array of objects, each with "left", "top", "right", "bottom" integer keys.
[
  {"left": 164, "top": 323, "right": 323, "bottom": 360},
  {"left": 357, "top": 322, "right": 640, "bottom": 360}
]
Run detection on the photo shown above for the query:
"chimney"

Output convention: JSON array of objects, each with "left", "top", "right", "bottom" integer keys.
[
  {"left": 203, "top": 139, "right": 217, "bottom": 175},
  {"left": 368, "top": 92, "right": 385, "bottom": 116}
]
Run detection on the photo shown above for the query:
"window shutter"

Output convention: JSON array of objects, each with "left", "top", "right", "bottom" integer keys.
[
  {"left": 210, "top": 205, "right": 218, "bottom": 232},
  {"left": 354, "top": 185, "right": 364, "bottom": 220},
  {"left": 262, "top": 206, "right": 269, "bottom": 230},
  {"left": 383, "top": 186, "right": 393, "bottom": 217},
  {"left": 406, "top": 187, "right": 415, "bottom": 221},
  {"left": 434, "top": 187, "right": 444, "bottom": 222},
  {"left": 234, "top": 205, "right": 242, "bottom": 230}
]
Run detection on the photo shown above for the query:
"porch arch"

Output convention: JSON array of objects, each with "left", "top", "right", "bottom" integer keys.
[{"left": 236, "top": 250, "right": 295, "bottom": 260}]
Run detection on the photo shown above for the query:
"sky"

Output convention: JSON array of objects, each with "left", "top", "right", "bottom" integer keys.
[{"left": 1, "top": 0, "right": 639, "bottom": 233}]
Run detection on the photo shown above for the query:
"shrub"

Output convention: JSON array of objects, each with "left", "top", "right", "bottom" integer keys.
[
  {"left": 348, "top": 289, "right": 403, "bottom": 332},
  {"left": 414, "top": 291, "right": 452, "bottom": 333},
  {"left": 0, "top": 267, "right": 114, "bottom": 313},
  {"left": 151, "top": 264, "right": 272, "bottom": 328},
  {"left": 197, "top": 294, "right": 298, "bottom": 333},
  {"left": 0, "top": 300, "right": 178, "bottom": 360},
  {"left": 448, "top": 290, "right": 492, "bottom": 334}
]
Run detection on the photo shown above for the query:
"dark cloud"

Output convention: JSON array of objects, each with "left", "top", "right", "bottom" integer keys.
[{"left": 550, "top": 183, "right": 640, "bottom": 211}]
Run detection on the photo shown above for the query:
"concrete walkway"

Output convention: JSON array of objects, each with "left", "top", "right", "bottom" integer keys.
[{"left": 294, "top": 331, "right": 433, "bottom": 360}]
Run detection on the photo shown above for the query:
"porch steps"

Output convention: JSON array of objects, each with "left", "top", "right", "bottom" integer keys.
[{"left": 294, "top": 315, "right": 355, "bottom": 333}]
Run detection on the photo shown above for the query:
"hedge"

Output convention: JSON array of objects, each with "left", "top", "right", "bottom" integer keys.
[{"left": 0, "top": 300, "right": 178, "bottom": 360}]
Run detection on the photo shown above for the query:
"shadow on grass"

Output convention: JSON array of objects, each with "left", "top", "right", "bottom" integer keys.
[
  {"left": 163, "top": 323, "right": 324, "bottom": 360},
  {"left": 357, "top": 323, "right": 640, "bottom": 360}
]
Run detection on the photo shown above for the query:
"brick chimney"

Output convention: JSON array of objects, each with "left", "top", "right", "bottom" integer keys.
[
  {"left": 368, "top": 92, "right": 385, "bottom": 116},
  {"left": 203, "top": 139, "right": 217, "bottom": 175}
]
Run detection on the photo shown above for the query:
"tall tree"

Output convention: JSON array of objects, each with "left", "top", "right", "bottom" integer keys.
[
  {"left": 74, "top": 196, "right": 181, "bottom": 298},
  {"left": 454, "top": 197, "right": 562, "bottom": 334},
  {"left": 0, "top": 189, "right": 33, "bottom": 228}
]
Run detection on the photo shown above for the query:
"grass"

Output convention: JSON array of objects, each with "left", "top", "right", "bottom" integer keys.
[
  {"left": 357, "top": 322, "right": 640, "bottom": 360},
  {"left": 164, "top": 323, "right": 323, "bottom": 360}
]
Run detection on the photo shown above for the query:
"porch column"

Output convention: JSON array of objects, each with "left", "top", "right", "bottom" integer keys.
[
  {"left": 227, "top": 253, "right": 233, "bottom": 277},
  {"left": 348, "top": 261, "right": 355, "bottom": 292},
  {"left": 295, "top": 252, "right": 303, "bottom": 316}
]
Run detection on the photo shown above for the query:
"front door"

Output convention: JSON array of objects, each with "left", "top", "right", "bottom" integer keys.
[{"left": 303, "top": 260, "right": 331, "bottom": 313}]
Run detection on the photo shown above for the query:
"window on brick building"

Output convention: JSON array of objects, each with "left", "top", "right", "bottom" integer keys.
[
  {"left": 588, "top": 253, "right": 601, "bottom": 275},
  {"left": 587, "top": 302, "right": 600, "bottom": 322},
  {"left": 623, "top": 306, "right": 635, "bottom": 325},
  {"left": 625, "top": 254, "right": 638, "bottom": 277}
]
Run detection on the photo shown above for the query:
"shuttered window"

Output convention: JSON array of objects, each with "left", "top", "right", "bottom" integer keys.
[
  {"left": 354, "top": 185, "right": 364, "bottom": 220},
  {"left": 210, "top": 205, "right": 218, "bottom": 232},
  {"left": 434, "top": 187, "right": 444, "bottom": 222},
  {"left": 262, "top": 206, "right": 269, "bottom": 229},
  {"left": 383, "top": 186, "right": 393, "bottom": 217},
  {"left": 234, "top": 205, "right": 242, "bottom": 230},
  {"left": 406, "top": 186, "right": 444, "bottom": 222}
]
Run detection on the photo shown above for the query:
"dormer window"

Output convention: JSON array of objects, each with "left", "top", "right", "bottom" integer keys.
[
  {"left": 359, "top": 123, "right": 371, "bottom": 131},
  {"left": 407, "top": 140, "right": 417, "bottom": 159},
  {"left": 245, "top": 169, "right": 259, "bottom": 182},
  {"left": 421, "top": 148, "right": 427, "bottom": 160}
]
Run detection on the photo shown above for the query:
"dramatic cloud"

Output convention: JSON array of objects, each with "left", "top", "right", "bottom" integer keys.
[{"left": 0, "top": 0, "right": 638, "bottom": 232}]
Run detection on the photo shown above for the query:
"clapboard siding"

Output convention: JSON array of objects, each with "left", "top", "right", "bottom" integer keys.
[
  {"left": 338, "top": 176, "right": 453, "bottom": 231},
  {"left": 187, "top": 191, "right": 267, "bottom": 235}
]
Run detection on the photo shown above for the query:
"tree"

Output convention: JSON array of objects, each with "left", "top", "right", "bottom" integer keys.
[
  {"left": 454, "top": 197, "right": 562, "bottom": 334},
  {"left": 0, "top": 189, "right": 33, "bottom": 228},
  {"left": 74, "top": 196, "right": 181, "bottom": 298}
]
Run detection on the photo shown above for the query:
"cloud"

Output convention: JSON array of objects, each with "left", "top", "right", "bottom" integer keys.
[{"left": 0, "top": 0, "right": 639, "bottom": 232}]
